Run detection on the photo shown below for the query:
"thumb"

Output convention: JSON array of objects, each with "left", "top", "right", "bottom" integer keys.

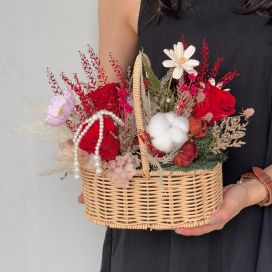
[{"left": 208, "top": 192, "right": 240, "bottom": 225}]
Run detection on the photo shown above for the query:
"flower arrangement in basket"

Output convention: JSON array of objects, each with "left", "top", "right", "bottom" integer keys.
[{"left": 26, "top": 37, "right": 254, "bottom": 230}]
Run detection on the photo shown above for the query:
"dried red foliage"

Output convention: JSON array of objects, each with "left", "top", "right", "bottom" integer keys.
[
  {"left": 197, "top": 38, "right": 209, "bottom": 83},
  {"left": 194, "top": 38, "right": 239, "bottom": 88},
  {"left": 109, "top": 52, "right": 128, "bottom": 89},
  {"left": 79, "top": 50, "right": 96, "bottom": 89},
  {"left": 181, "top": 33, "right": 188, "bottom": 49},
  {"left": 65, "top": 120, "right": 77, "bottom": 133},
  {"left": 219, "top": 71, "right": 240, "bottom": 88},
  {"left": 209, "top": 57, "right": 224, "bottom": 79},
  {"left": 87, "top": 46, "right": 108, "bottom": 85},
  {"left": 47, "top": 68, "right": 63, "bottom": 95},
  {"left": 61, "top": 72, "right": 94, "bottom": 116},
  {"left": 47, "top": 46, "right": 128, "bottom": 133},
  {"left": 75, "top": 104, "right": 87, "bottom": 123}
]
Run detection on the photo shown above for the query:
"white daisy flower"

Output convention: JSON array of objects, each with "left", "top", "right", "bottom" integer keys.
[{"left": 162, "top": 42, "right": 200, "bottom": 79}]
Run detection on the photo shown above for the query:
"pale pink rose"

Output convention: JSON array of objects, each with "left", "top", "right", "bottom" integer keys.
[{"left": 45, "top": 89, "right": 75, "bottom": 126}]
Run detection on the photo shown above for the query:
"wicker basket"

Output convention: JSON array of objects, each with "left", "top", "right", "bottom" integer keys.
[{"left": 79, "top": 53, "right": 224, "bottom": 230}]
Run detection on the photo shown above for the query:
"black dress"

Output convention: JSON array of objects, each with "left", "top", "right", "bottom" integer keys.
[{"left": 100, "top": 1, "right": 272, "bottom": 271}]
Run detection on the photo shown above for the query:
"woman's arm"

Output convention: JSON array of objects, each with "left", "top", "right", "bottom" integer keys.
[
  {"left": 98, "top": 0, "right": 140, "bottom": 84},
  {"left": 78, "top": 0, "right": 140, "bottom": 204}
]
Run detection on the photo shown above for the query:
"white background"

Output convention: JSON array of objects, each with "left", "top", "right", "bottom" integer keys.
[{"left": 0, "top": 0, "right": 106, "bottom": 271}]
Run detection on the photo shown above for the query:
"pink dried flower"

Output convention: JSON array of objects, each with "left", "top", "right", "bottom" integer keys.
[
  {"left": 45, "top": 89, "right": 75, "bottom": 126},
  {"left": 242, "top": 108, "right": 255, "bottom": 120},
  {"left": 104, "top": 153, "right": 140, "bottom": 188},
  {"left": 107, "top": 160, "right": 116, "bottom": 169},
  {"left": 203, "top": 112, "right": 214, "bottom": 122}
]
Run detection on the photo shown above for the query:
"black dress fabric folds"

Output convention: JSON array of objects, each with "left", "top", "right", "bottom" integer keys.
[{"left": 100, "top": 0, "right": 272, "bottom": 271}]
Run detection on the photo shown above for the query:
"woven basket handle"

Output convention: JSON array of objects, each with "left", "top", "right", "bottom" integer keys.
[{"left": 132, "top": 52, "right": 151, "bottom": 175}]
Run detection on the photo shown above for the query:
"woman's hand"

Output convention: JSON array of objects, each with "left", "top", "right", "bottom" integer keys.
[
  {"left": 78, "top": 192, "right": 84, "bottom": 204},
  {"left": 175, "top": 178, "right": 268, "bottom": 236}
]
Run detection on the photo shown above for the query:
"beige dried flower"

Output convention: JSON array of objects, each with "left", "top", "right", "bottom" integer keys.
[
  {"left": 210, "top": 116, "right": 248, "bottom": 154},
  {"left": 242, "top": 108, "right": 255, "bottom": 120},
  {"left": 203, "top": 112, "right": 214, "bottom": 122},
  {"left": 196, "top": 92, "right": 206, "bottom": 103}
]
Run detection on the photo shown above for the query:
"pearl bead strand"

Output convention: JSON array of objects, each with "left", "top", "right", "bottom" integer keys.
[{"left": 73, "top": 110, "right": 124, "bottom": 179}]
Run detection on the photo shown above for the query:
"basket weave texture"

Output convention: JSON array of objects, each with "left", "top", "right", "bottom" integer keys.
[{"left": 80, "top": 53, "right": 224, "bottom": 230}]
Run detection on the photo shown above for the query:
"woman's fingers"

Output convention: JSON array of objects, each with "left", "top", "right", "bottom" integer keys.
[
  {"left": 175, "top": 184, "right": 247, "bottom": 236},
  {"left": 175, "top": 223, "right": 224, "bottom": 236},
  {"left": 175, "top": 207, "right": 228, "bottom": 236}
]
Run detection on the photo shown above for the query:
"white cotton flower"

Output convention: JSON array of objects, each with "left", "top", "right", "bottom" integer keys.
[
  {"left": 162, "top": 42, "right": 200, "bottom": 79},
  {"left": 146, "top": 112, "right": 189, "bottom": 153}
]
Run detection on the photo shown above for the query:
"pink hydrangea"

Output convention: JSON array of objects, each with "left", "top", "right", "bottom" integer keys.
[{"left": 104, "top": 153, "right": 140, "bottom": 188}]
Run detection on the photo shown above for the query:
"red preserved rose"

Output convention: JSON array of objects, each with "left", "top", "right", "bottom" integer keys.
[
  {"left": 78, "top": 116, "right": 120, "bottom": 160},
  {"left": 193, "top": 82, "right": 236, "bottom": 124},
  {"left": 86, "top": 83, "right": 120, "bottom": 117},
  {"left": 173, "top": 141, "right": 198, "bottom": 167}
]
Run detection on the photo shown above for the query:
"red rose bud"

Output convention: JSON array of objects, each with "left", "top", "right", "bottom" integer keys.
[
  {"left": 173, "top": 141, "right": 198, "bottom": 167},
  {"left": 189, "top": 117, "right": 208, "bottom": 138},
  {"left": 79, "top": 116, "right": 120, "bottom": 161}
]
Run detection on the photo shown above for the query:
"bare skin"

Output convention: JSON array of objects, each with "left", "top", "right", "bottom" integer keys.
[
  {"left": 78, "top": 0, "right": 272, "bottom": 236},
  {"left": 98, "top": 0, "right": 140, "bottom": 84}
]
